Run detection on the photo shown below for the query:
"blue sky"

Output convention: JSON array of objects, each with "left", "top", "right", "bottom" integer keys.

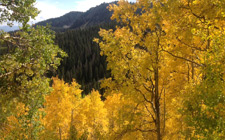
[
  {"left": 0, "top": 0, "right": 136, "bottom": 27},
  {"left": 33, "top": 0, "right": 136, "bottom": 23}
]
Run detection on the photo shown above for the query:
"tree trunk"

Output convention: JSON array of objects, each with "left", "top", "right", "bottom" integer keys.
[
  {"left": 155, "top": 34, "right": 161, "bottom": 140},
  {"left": 155, "top": 66, "right": 161, "bottom": 140},
  {"left": 192, "top": 49, "right": 194, "bottom": 80},
  {"left": 163, "top": 89, "right": 166, "bottom": 135},
  {"left": 59, "top": 127, "right": 62, "bottom": 140}
]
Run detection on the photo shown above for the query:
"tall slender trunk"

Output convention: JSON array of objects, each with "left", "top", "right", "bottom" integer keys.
[
  {"left": 59, "top": 127, "right": 62, "bottom": 140},
  {"left": 58, "top": 97, "right": 62, "bottom": 140},
  {"left": 71, "top": 109, "right": 74, "bottom": 127},
  {"left": 155, "top": 64, "right": 161, "bottom": 140},
  {"left": 188, "top": 62, "right": 190, "bottom": 82},
  {"left": 155, "top": 33, "right": 161, "bottom": 140},
  {"left": 192, "top": 49, "right": 194, "bottom": 80},
  {"left": 163, "top": 89, "right": 166, "bottom": 134},
  {"left": 207, "top": 26, "right": 210, "bottom": 50}
]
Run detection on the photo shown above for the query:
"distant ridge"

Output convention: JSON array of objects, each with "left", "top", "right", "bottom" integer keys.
[
  {"left": 0, "top": 26, "right": 19, "bottom": 32},
  {"left": 69, "top": 2, "right": 114, "bottom": 29},
  {"left": 36, "top": 11, "right": 83, "bottom": 31},
  {"left": 35, "top": 2, "right": 115, "bottom": 31}
]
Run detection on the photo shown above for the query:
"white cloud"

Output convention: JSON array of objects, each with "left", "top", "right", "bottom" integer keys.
[
  {"left": 2, "top": 0, "right": 137, "bottom": 26},
  {"left": 74, "top": 0, "right": 136, "bottom": 12},
  {"left": 30, "top": 1, "right": 71, "bottom": 24}
]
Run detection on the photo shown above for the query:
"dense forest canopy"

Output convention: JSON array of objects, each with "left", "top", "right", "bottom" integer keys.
[
  {"left": 1, "top": 0, "right": 225, "bottom": 140},
  {"left": 36, "top": 3, "right": 116, "bottom": 94},
  {"left": 55, "top": 23, "right": 116, "bottom": 94}
]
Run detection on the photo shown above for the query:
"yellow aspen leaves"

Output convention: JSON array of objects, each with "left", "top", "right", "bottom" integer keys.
[
  {"left": 42, "top": 78, "right": 108, "bottom": 139},
  {"left": 43, "top": 77, "right": 80, "bottom": 139},
  {"left": 2, "top": 0, "right": 225, "bottom": 139}
]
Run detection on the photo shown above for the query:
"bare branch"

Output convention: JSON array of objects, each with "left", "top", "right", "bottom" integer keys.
[
  {"left": 134, "top": 87, "right": 156, "bottom": 114},
  {"left": 162, "top": 49, "right": 203, "bottom": 67},
  {"left": 144, "top": 103, "right": 156, "bottom": 123},
  {"left": 176, "top": 37, "right": 206, "bottom": 52},
  {"left": 143, "top": 83, "right": 153, "bottom": 93},
  {"left": 135, "top": 128, "right": 156, "bottom": 133},
  {"left": 135, "top": 87, "right": 151, "bottom": 104}
]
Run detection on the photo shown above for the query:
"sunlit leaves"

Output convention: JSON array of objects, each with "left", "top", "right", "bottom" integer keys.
[
  {"left": 42, "top": 77, "right": 81, "bottom": 139},
  {"left": 42, "top": 78, "right": 108, "bottom": 140},
  {"left": 0, "top": 0, "right": 39, "bottom": 27},
  {"left": 0, "top": 0, "right": 66, "bottom": 139}
]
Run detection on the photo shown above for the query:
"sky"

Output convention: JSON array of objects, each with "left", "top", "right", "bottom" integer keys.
[
  {"left": 32, "top": 0, "right": 136, "bottom": 24},
  {"left": 0, "top": 0, "right": 136, "bottom": 28}
]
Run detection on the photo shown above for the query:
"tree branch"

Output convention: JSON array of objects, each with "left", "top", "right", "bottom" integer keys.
[{"left": 162, "top": 49, "right": 203, "bottom": 67}]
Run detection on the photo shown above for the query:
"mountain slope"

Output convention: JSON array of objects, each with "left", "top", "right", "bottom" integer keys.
[
  {"left": 0, "top": 26, "right": 19, "bottom": 32},
  {"left": 53, "top": 22, "right": 116, "bottom": 94},
  {"left": 35, "top": 11, "right": 83, "bottom": 31},
  {"left": 35, "top": 2, "right": 117, "bottom": 94},
  {"left": 69, "top": 2, "right": 113, "bottom": 29},
  {"left": 35, "top": 2, "right": 115, "bottom": 31}
]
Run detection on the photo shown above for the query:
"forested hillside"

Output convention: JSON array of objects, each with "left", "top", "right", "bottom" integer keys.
[
  {"left": 36, "top": 11, "right": 83, "bottom": 31},
  {"left": 55, "top": 22, "right": 116, "bottom": 94},
  {"left": 36, "top": 3, "right": 116, "bottom": 94},
  {"left": 69, "top": 2, "right": 114, "bottom": 29},
  {"left": 1, "top": 2, "right": 115, "bottom": 94}
]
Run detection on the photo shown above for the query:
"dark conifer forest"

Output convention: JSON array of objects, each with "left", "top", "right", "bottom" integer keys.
[
  {"left": 37, "top": 2, "right": 116, "bottom": 94},
  {"left": 55, "top": 23, "right": 116, "bottom": 94}
]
